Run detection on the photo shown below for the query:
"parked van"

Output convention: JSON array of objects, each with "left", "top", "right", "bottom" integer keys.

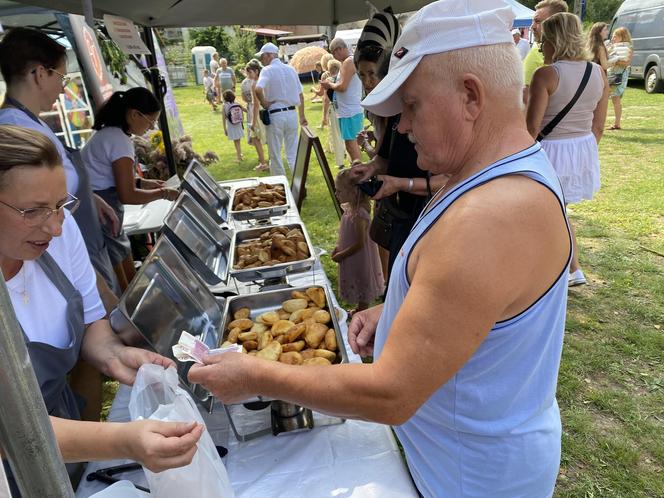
[{"left": 610, "top": 0, "right": 664, "bottom": 93}]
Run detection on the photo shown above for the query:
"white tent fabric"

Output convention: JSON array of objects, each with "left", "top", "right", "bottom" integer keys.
[
  {"left": 5, "top": 0, "right": 433, "bottom": 27},
  {"left": 503, "top": 0, "right": 534, "bottom": 27}
]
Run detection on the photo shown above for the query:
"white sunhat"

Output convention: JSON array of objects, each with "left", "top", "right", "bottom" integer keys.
[
  {"left": 255, "top": 42, "right": 279, "bottom": 57},
  {"left": 362, "top": 0, "right": 516, "bottom": 117}
]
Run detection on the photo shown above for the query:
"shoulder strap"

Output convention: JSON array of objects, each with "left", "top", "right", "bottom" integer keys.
[
  {"left": 537, "top": 62, "right": 593, "bottom": 141},
  {"left": 35, "top": 251, "right": 77, "bottom": 300}
]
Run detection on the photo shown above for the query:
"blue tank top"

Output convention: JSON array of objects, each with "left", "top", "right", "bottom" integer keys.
[{"left": 374, "top": 143, "right": 571, "bottom": 498}]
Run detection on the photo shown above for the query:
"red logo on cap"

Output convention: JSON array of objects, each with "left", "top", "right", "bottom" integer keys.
[{"left": 394, "top": 47, "right": 409, "bottom": 59}]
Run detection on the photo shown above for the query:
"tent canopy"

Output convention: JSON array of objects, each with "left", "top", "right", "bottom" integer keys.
[
  {"left": 4, "top": 0, "right": 432, "bottom": 27},
  {"left": 504, "top": 0, "right": 534, "bottom": 28}
]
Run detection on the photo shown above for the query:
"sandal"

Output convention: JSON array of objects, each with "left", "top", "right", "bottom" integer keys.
[{"left": 608, "top": 125, "right": 621, "bottom": 130}]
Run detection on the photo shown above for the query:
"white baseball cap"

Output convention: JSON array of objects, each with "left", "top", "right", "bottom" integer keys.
[
  {"left": 511, "top": 28, "right": 521, "bottom": 35},
  {"left": 255, "top": 42, "right": 279, "bottom": 57},
  {"left": 362, "top": 0, "right": 516, "bottom": 117}
]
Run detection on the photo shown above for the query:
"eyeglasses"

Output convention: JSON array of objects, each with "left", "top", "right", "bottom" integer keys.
[
  {"left": 0, "top": 193, "right": 80, "bottom": 227},
  {"left": 49, "top": 68, "right": 71, "bottom": 88},
  {"left": 137, "top": 111, "right": 159, "bottom": 129},
  {"left": 31, "top": 66, "right": 71, "bottom": 88}
]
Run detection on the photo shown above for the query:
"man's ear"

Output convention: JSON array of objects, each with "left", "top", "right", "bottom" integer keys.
[{"left": 460, "top": 73, "right": 485, "bottom": 122}]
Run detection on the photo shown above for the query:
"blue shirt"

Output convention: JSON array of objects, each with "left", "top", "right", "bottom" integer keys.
[{"left": 374, "top": 143, "right": 571, "bottom": 497}]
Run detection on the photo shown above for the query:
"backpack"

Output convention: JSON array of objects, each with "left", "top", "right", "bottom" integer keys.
[{"left": 226, "top": 104, "right": 244, "bottom": 125}]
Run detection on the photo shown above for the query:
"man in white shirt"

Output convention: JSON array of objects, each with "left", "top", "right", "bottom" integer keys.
[
  {"left": 512, "top": 29, "right": 530, "bottom": 60},
  {"left": 254, "top": 42, "right": 308, "bottom": 176}
]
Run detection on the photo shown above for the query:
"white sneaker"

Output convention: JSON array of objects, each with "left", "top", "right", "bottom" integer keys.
[{"left": 568, "top": 269, "right": 587, "bottom": 287}]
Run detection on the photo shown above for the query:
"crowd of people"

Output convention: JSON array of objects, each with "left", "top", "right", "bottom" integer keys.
[{"left": 0, "top": 0, "right": 639, "bottom": 495}]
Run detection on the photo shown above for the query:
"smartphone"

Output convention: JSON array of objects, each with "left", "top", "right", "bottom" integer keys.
[{"left": 357, "top": 177, "right": 383, "bottom": 197}]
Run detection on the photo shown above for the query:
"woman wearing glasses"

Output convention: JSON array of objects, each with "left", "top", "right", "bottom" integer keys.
[
  {"left": 0, "top": 125, "right": 202, "bottom": 494},
  {"left": 82, "top": 88, "right": 179, "bottom": 290},
  {"left": 0, "top": 27, "right": 121, "bottom": 296}
]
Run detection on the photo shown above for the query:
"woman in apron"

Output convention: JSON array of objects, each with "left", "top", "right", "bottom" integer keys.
[
  {"left": 0, "top": 125, "right": 202, "bottom": 494},
  {"left": 82, "top": 87, "right": 179, "bottom": 291},
  {"left": 0, "top": 26, "right": 120, "bottom": 296}
]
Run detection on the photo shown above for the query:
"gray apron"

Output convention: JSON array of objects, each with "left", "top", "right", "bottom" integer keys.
[
  {"left": 94, "top": 187, "right": 132, "bottom": 267},
  {"left": 1, "top": 96, "right": 120, "bottom": 296},
  {"left": 25, "top": 251, "right": 85, "bottom": 419},
  {"left": 4, "top": 252, "right": 86, "bottom": 496},
  {"left": 67, "top": 148, "right": 122, "bottom": 295}
]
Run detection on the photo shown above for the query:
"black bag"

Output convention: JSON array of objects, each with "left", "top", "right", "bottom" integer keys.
[
  {"left": 607, "top": 71, "right": 623, "bottom": 86},
  {"left": 537, "top": 62, "right": 593, "bottom": 141},
  {"left": 369, "top": 197, "right": 411, "bottom": 250},
  {"left": 259, "top": 109, "right": 271, "bottom": 126}
]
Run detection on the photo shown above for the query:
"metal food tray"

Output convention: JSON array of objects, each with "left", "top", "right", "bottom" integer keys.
[
  {"left": 110, "top": 236, "right": 223, "bottom": 410},
  {"left": 162, "top": 191, "right": 233, "bottom": 285},
  {"left": 181, "top": 159, "right": 231, "bottom": 224},
  {"left": 229, "top": 222, "right": 316, "bottom": 282},
  {"left": 220, "top": 284, "right": 349, "bottom": 371},
  {"left": 228, "top": 177, "right": 291, "bottom": 221}
]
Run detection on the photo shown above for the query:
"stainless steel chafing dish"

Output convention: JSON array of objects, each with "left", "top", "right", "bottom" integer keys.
[
  {"left": 110, "top": 236, "right": 222, "bottom": 410},
  {"left": 162, "top": 191, "right": 233, "bottom": 286},
  {"left": 227, "top": 177, "right": 291, "bottom": 222},
  {"left": 229, "top": 222, "right": 316, "bottom": 283},
  {"left": 181, "top": 159, "right": 231, "bottom": 224},
  {"left": 219, "top": 284, "right": 348, "bottom": 440}
]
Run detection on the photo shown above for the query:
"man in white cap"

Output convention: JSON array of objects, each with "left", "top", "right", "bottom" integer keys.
[
  {"left": 253, "top": 42, "right": 307, "bottom": 176},
  {"left": 512, "top": 28, "right": 530, "bottom": 59},
  {"left": 190, "top": 2, "right": 570, "bottom": 496}
]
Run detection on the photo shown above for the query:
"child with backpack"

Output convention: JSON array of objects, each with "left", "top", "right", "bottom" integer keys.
[{"left": 222, "top": 89, "right": 246, "bottom": 163}]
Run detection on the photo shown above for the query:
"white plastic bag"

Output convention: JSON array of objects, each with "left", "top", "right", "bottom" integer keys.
[{"left": 128, "top": 365, "right": 234, "bottom": 498}]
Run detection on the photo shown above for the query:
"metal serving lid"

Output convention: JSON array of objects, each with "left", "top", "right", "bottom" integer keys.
[
  {"left": 112, "top": 236, "right": 222, "bottom": 408},
  {"left": 163, "top": 191, "right": 233, "bottom": 285},
  {"left": 181, "top": 159, "right": 230, "bottom": 224}
]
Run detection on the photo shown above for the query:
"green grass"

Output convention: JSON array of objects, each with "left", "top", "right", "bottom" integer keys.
[{"left": 172, "top": 81, "right": 663, "bottom": 496}]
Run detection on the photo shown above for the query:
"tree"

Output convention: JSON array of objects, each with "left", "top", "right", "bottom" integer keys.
[
  {"left": 190, "top": 27, "right": 231, "bottom": 58},
  {"left": 228, "top": 27, "right": 258, "bottom": 71}
]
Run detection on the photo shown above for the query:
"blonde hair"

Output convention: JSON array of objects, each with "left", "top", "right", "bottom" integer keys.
[
  {"left": 426, "top": 43, "right": 524, "bottom": 107},
  {"left": 328, "top": 59, "right": 342, "bottom": 74},
  {"left": 320, "top": 53, "right": 334, "bottom": 71},
  {"left": 541, "top": 12, "right": 588, "bottom": 62},
  {"left": 587, "top": 22, "right": 608, "bottom": 64},
  {"left": 0, "top": 125, "right": 61, "bottom": 189},
  {"left": 613, "top": 27, "right": 632, "bottom": 44},
  {"left": 335, "top": 169, "right": 369, "bottom": 212},
  {"left": 535, "top": 0, "right": 569, "bottom": 15}
]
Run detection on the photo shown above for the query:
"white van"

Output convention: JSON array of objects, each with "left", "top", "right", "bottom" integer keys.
[{"left": 610, "top": 0, "right": 664, "bottom": 93}]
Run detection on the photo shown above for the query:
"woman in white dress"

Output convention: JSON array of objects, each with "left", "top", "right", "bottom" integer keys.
[{"left": 527, "top": 12, "right": 609, "bottom": 286}]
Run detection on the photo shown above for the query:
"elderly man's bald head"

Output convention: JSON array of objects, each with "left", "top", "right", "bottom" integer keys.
[
  {"left": 422, "top": 43, "right": 523, "bottom": 105},
  {"left": 395, "top": 43, "right": 524, "bottom": 175}
]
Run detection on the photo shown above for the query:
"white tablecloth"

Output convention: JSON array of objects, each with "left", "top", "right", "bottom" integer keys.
[{"left": 84, "top": 175, "right": 419, "bottom": 497}]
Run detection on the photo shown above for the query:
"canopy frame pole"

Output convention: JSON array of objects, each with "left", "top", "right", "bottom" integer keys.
[
  {"left": 142, "top": 26, "right": 177, "bottom": 177},
  {"left": 81, "top": 0, "right": 94, "bottom": 28},
  {"left": 0, "top": 279, "right": 74, "bottom": 498}
]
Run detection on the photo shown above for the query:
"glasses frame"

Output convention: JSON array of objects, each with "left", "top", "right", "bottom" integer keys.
[
  {"left": 0, "top": 194, "right": 80, "bottom": 227},
  {"left": 137, "top": 110, "right": 159, "bottom": 129},
  {"left": 30, "top": 66, "right": 71, "bottom": 88}
]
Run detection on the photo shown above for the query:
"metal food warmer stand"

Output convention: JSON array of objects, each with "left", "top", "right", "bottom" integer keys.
[{"left": 111, "top": 160, "right": 347, "bottom": 442}]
